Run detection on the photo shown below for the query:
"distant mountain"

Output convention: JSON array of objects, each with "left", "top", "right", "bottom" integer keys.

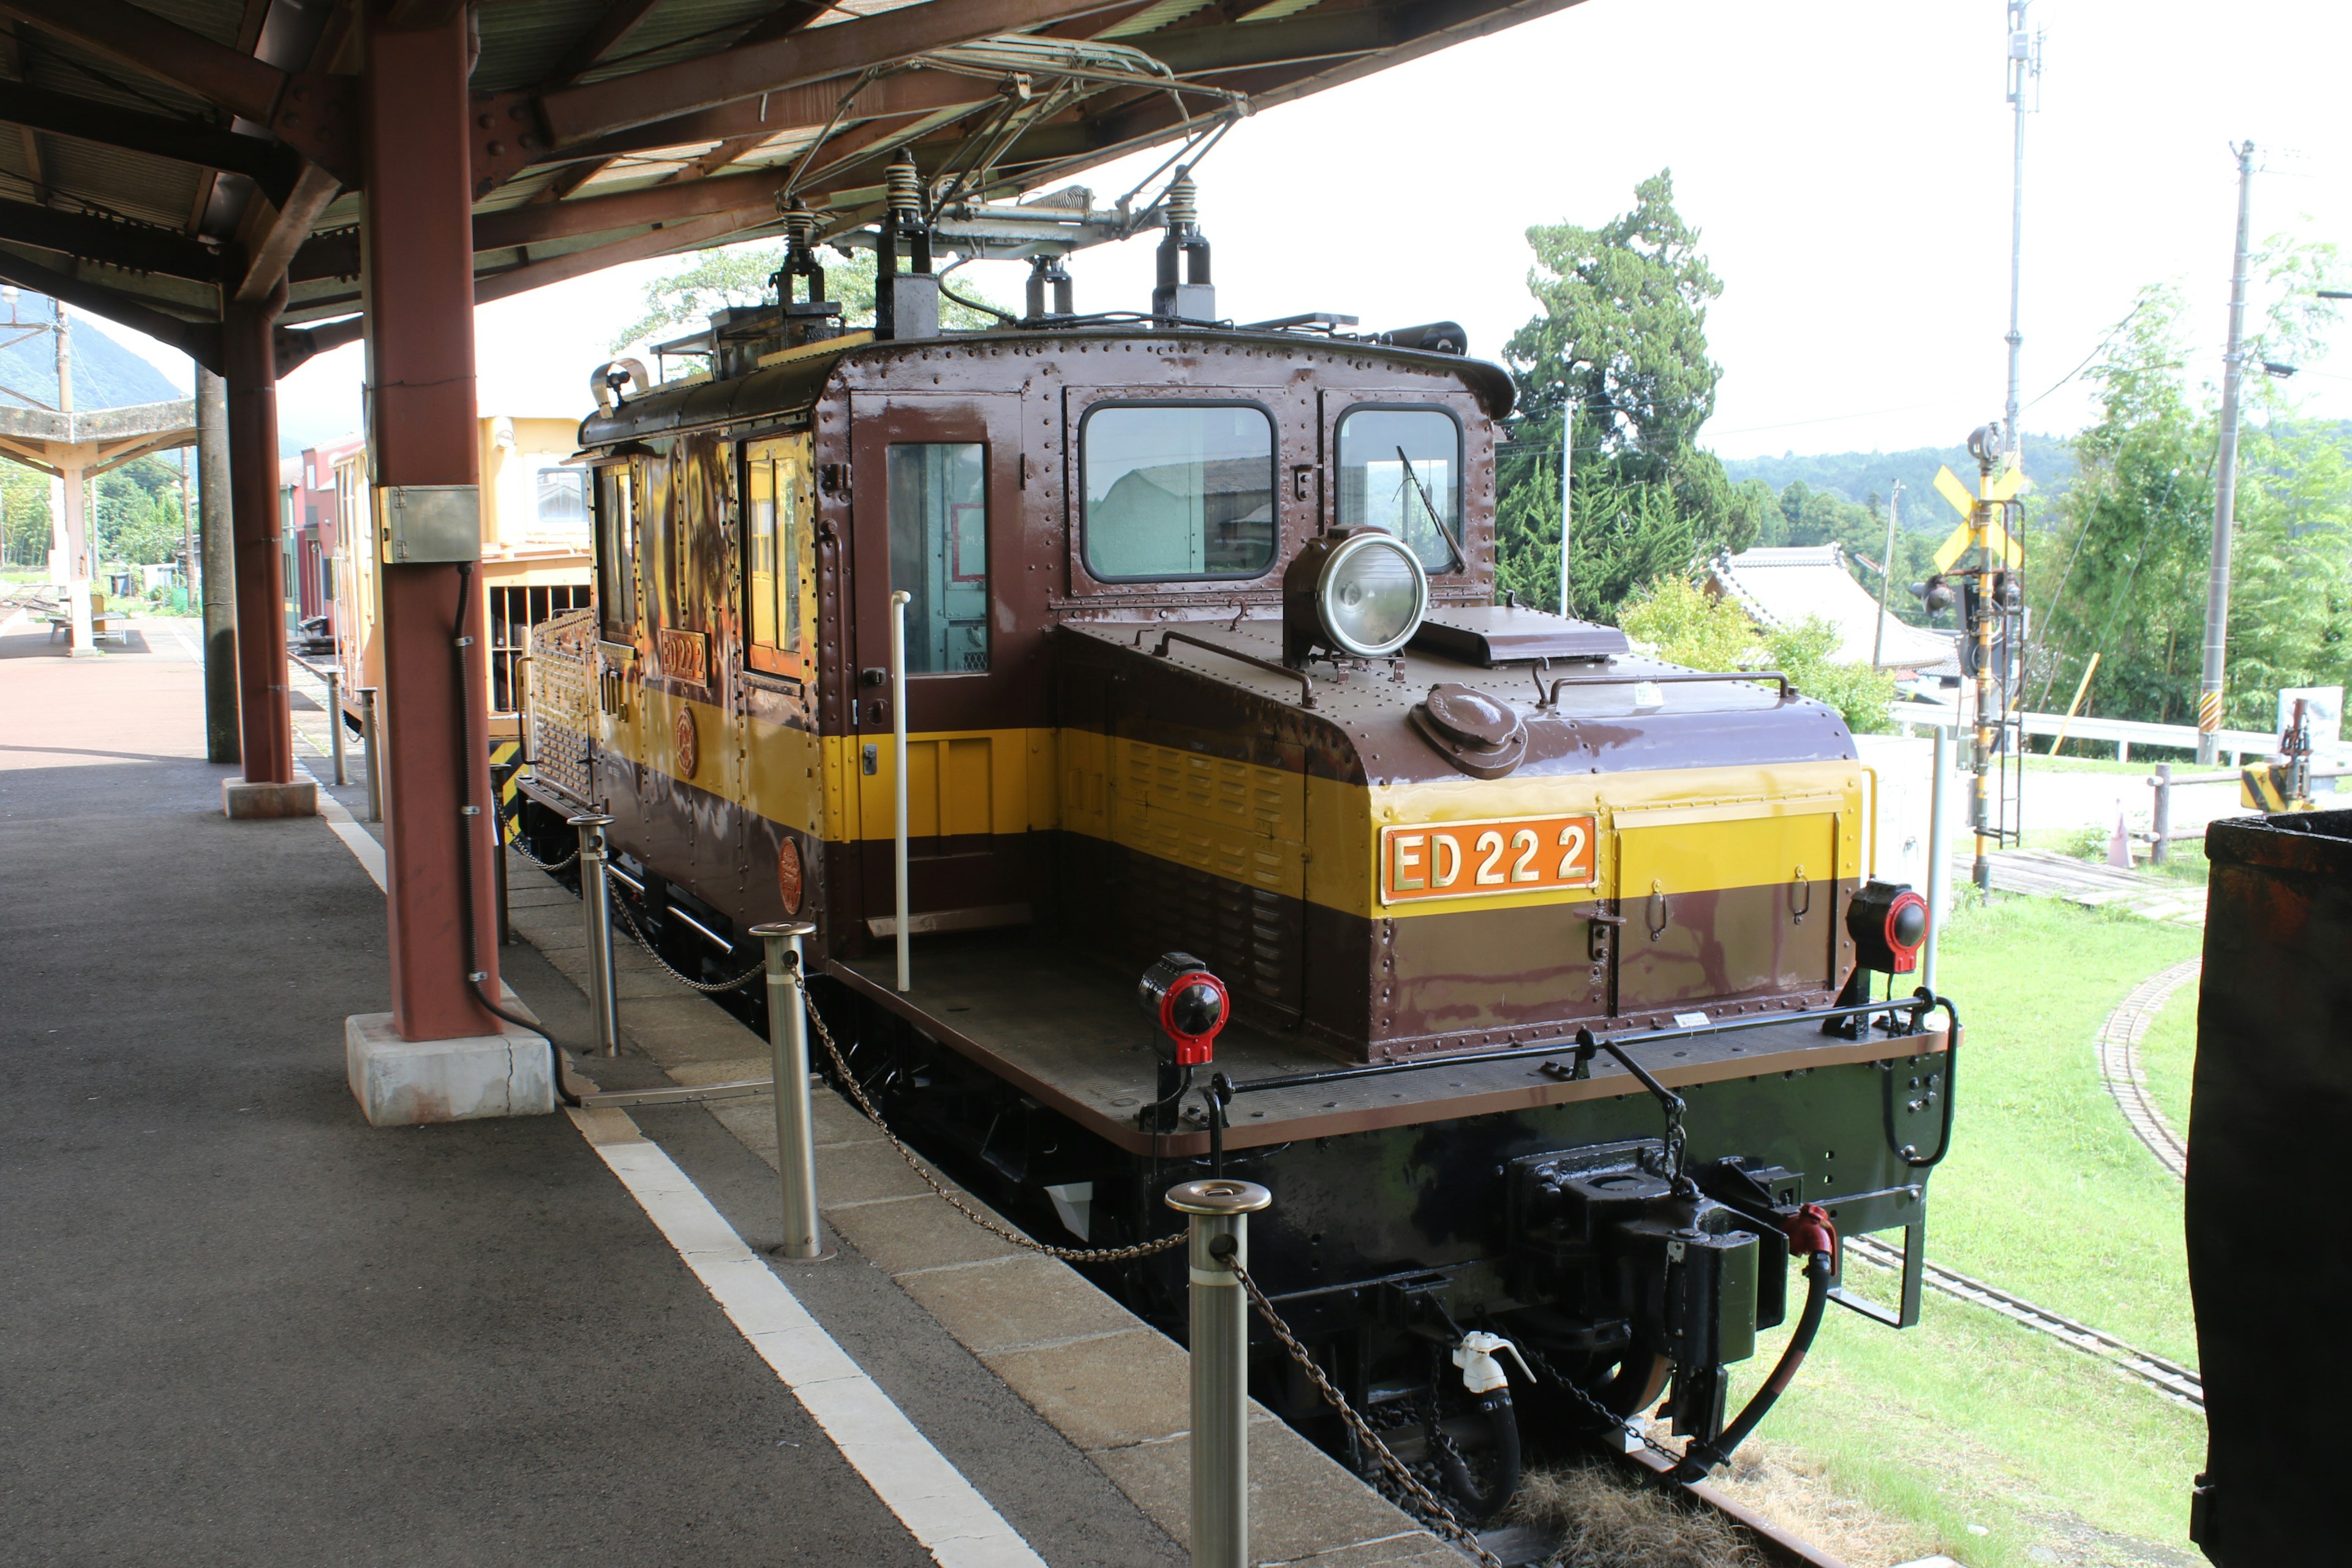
[
  {"left": 0, "top": 293, "right": 183, "bottom": 413},
  {"left": 1721, "top": 436, "right": 2079, "bottom": 529}
]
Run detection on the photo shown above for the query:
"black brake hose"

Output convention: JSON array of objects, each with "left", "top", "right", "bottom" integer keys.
[
  {"left": 450, "top": 562, "right": 581, "bottom": 1107},
  {"left": 1435, "top": 1388, "right": 1522, "bottom": 1520},
  {"left": 1669, "top": 1246, "right": 1834, "bottom": 1484}
]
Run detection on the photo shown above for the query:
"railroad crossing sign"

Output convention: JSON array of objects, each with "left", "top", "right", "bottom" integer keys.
[{"left": 1931, "top": 462, "right": 2027, "bottom": 572}]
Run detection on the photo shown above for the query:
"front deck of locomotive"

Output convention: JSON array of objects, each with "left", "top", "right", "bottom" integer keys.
[{"left": 834, "top": 603, "right": 1954, "bottom": 1502}]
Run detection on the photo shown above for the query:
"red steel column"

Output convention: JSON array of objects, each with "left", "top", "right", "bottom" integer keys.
[
  {"left": 224, "top": 285, "right": 293, "bottom": 783},
  {"left": 360, "top": 0, "right": 498, "bottom": 1041}
]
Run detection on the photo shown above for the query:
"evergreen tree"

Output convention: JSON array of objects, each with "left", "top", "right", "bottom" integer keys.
[{"left": 1494, "top": 172, "right": 1738, "bottom": 618}]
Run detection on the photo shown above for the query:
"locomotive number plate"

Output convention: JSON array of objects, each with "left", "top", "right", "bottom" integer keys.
[{"left": 1380, "top": 814, "right": 1599, "bottom": 906}]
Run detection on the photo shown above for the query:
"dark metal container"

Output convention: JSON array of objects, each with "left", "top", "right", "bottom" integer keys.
[{"left": 2188, "top": 807, "right": 2352, "bottom": 1562}]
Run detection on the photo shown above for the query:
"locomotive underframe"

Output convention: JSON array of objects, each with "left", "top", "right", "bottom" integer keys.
[
  {"left": 507, "top": 824, "right": 1948, "bottom": 1488},
  {"left": 826, "top": 949, "right": 1940, "bottom": 1479}
]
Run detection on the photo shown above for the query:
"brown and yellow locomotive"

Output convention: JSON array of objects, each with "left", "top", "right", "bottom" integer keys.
[{"left": 518, "top": 216, "right": 1954, "bottom": 1512}]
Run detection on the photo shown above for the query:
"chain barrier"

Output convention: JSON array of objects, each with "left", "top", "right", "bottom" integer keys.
[
  {"left": 1224, "top": 1258, "right": 1503, "bottom": 1568},
  {"left": 1514, "top": 1343, "right": 1690, "bottom": 1473},
  {"left": 797, "top": 976, "right": 1183, "bottom": 1265},
  {"left": 508, "top": 837, "right": 580, "bottom": 873},
  {"left": 609, "top": 890, "right": 766, "bottom": 993}
]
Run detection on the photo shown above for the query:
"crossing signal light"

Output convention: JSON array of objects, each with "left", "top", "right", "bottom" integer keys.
[{"left": 1910, "top": 575, "right": 1957, "bottom": 616}]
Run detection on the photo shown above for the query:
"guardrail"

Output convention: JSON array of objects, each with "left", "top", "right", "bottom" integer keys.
[
  {"left": 1889, "top": 700, "right": 2326, "bottom": 766},
  {"left": 2143, "top": 761, "right": 2351, "bottom": 862}
]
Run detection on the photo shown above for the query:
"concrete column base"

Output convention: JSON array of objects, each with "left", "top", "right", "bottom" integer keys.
[
  {"left": 346, "top": 1011, "right": 554, "bottom": 1126},
  {"left": 223, "top": 778, "right": 318, "bottom": 819}
]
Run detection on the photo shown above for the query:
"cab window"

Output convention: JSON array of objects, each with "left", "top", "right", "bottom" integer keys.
[
  {"left": 888, "top": 442, "right": 988, "bottom": 674},
  {"left": 745, "top": 450, "right": 805, "bottom": 669},
  {"left": 594, "top": 463, "right": 636, "bottom": 640},
  {"left": 1082, "top": 403, "right": 1275, "bottom": 581},
  {"left": 1336, "top": 406, "right": 1462, "bottom": 572}
]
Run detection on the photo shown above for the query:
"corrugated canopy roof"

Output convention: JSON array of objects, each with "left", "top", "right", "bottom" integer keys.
[
  {"left": 1706, "top": 544, "right": 1956, "bottom": 672},
  {"left": 0, "top": 0, "right": 1588, "bottom": 374}
]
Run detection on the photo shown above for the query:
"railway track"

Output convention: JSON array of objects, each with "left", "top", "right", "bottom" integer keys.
[
  {"left": 1845, "top": 1235, "right": 2201, "bottom": 1409},
  {"left": 2095, "top": 958, "right": 2198, "bottom": 1179}
]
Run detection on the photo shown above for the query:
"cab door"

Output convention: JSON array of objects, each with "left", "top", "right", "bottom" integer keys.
[{"left": 846, "top": 393, "right": 1043, "bottom": 938}]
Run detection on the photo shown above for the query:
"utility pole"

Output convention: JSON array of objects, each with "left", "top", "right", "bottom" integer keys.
[
  {"left": 2198, "top": 141, "right": 2256, "bottom": 766},
  {"left": 1558, "top": 403, "right": 1574, "bottom": 617},
  {"left": 1873, "top": 480, "right": 1904, "bottom": 669},
  {"left": 2003, "top": 1, "right": 2040, "bottom": 459}
]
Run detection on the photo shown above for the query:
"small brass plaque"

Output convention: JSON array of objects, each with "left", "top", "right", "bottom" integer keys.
[{"left": 658, "top": 628, "right": 709, "bottom": 686}]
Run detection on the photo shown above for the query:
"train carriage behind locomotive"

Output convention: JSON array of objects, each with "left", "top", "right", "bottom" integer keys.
[{"left": 516, "top": 243, "right": 1952, "bottom": 1508}]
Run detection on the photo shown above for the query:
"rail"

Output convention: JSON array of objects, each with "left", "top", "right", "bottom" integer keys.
[
  {"left": 284, "top": 653, "right": 350, "bottom": 786},
  {"left": 1152, "top": 630, "right": 1316, "bottom": 709},
  {"left": 1890, "top": 698, "right": 2304, "bottom": 763},
  {"left": 1543, "top": 668, "right": 1793, "bottom": 707}
]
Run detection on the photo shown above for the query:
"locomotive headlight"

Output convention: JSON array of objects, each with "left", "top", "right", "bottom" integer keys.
[{"left": 1293, "top": 530, "right": 1428, "bottom": 660}]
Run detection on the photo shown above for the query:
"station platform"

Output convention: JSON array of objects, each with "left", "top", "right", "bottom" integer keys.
[{"left": 0, "top": 613, "right": 1188, "bottom": 1566}]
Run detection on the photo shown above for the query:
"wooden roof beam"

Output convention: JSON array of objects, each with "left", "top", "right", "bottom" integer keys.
[
  {"left": 554, "top": 69, "right": 991, "bottom": 165},
  {"left": 542, "top": 0, "right": 667, "bottom": 86},
  {"left": 0, "top": 247, "right": 223, "bottom": 369},
  {"left": 0, "top": 196, "right": 228, "bottom": 280},
  {"left": 538, "top": 0, "right": 1136, "bottom": 145},
  {"left": 0, "top": 81, "right": 303, "bottom": 205},
  {"left": 0, "top": 0, "right": 282, "bottom": 123}
]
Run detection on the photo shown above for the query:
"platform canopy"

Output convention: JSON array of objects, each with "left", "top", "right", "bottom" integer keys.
[{"left": 0, "top": 0, "right": 1585, "bottom": 369}]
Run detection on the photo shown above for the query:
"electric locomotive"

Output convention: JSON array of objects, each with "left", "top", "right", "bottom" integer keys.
[{"left": 516, "top": 190, "right": 1956, "bottom": 1513}]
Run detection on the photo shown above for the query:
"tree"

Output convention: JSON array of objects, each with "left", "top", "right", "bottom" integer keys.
[
  {"left": 1, "top": 463, "right": 49, "bottom": 567},
  {"left": 615, "top": 241, "right": 1005, "bottom": 353},
  {"left": 2035, "top": 256, "right": 2352, "bottom": 732},
  {"left": 1494, "top": 172, "right": 1738, "bottom": 617}
]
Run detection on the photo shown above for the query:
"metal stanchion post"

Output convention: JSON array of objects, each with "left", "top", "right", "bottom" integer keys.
[
  {"left": 492, "top": 759, "right": 513, "bottom": 947},
  {"left": 571, "top": 813, "right": 620, "bottom": 1057},
  {"left": 361, "top": 687, "right": 382, "bottom": 823},
  {"left": 752, "top": 920, "right": 827, "bottom": 1259},
  {"left": 889, "top": 589, "right": 911, "bottom": 993},
  {"left": 2152, "top": 762, "right": 2173, "bottom": 866},
  {"left": 326, "top": 669, "right": 348, "bottom": 786},
  {"left": 1924, "top": 725, "right": 1953, "bottom": 995},
  {"left": 1166, "top": 1177, "right": 1272, "bottom": 1568}
]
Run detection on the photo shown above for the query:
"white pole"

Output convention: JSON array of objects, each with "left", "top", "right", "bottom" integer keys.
[
  {"left": 890, "top": 589, "right": 912, "bottom": 993},
  {"left": 1558, "top": 406, "right": 1573, "bottom": 617},
  {"left": 1924, "top": 726, "right": 1953, "bottom": 992},
  {"left": 2198, "top": 141, "right": 2257, "bottom": 766}
]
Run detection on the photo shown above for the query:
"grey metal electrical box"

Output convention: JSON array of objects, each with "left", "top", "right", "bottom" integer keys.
[{"left": 377, "top": 484, "right": 483, "bottom": 564}]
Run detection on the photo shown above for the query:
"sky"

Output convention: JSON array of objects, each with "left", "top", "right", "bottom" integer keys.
[{"left": 75, "top": 0, "right": 2352, "bottom": 467}]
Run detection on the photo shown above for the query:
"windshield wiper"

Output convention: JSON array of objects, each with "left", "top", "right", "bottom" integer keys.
[{"left": 1395, "top": 445, "right": 1463, "bottom": 573}]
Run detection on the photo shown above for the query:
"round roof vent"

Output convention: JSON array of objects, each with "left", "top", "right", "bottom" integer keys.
[{"left": 1411, "top": 682, "right": 1528, "bottom": 779}]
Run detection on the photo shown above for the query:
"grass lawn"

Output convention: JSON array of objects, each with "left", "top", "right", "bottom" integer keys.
[{"left": 1725, "top": 894, "right": 2206, "bottom": 1566}]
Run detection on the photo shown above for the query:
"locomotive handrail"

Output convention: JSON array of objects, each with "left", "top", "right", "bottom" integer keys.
[
  {"left": 1152, "top": 629, "right": 1317, "bottom": 709},
  {"left": 1540, "top": 668, "right": 1795, "bottom": 707},
  {"left": 1227, "top": 992, "right": 1947, "bottom": 1097}
]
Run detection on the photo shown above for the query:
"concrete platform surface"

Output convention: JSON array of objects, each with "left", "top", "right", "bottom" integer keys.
[{"left": 0, "top": 623, "right": 1185, "bottom": 1567}]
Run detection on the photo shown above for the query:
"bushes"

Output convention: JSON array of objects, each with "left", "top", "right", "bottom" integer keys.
[{"left": 1618, "top": 576, "right": 1894, "bottom": 734}]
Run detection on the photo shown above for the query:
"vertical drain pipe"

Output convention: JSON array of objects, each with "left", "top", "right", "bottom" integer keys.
[
  {"left": 571, "top": 813, "right": 620, "bottom": 1056},
  {"left": 753, "top": 921, "right": 827, "bottom": 1259},
  {"left": 1166, "top": 1178, "right": 1272, "bottom": 1568},
  {"left": 890, "top": 589, "right": 912, "bottom": 993}
]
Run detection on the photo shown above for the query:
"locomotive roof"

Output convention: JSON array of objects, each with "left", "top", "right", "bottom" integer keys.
[{"left": 576, "top": 326, "right": 1517, "bottom": 448}]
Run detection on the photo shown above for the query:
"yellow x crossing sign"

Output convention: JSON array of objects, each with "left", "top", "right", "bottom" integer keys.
[{"left": 1931, "top": 463, "right": 2026, "bottom": 572}]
